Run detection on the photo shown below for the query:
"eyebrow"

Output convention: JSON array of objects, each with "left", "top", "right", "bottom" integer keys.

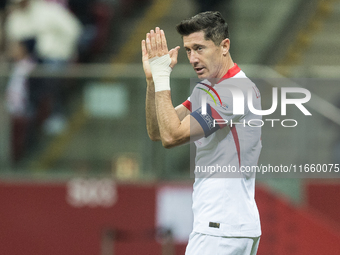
[{"left": 184, "top": 44, "right": 205, "bottom": 49}]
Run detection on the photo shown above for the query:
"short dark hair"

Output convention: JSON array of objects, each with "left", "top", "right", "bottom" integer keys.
[{"left": 176, "top": 11, "right": 229, "bottom": 46}]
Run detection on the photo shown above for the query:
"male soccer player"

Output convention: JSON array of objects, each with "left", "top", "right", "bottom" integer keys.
[{"left": 142, "top": 11, "right": 262, "bottom": 255}]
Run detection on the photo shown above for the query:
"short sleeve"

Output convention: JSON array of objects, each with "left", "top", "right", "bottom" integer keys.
[{"left": 182, "top": 98, "right": 191, "bottom": 111}]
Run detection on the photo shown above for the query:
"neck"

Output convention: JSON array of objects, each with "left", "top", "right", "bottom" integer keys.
[
  {"left": 221, "top": 55, "right": 234, "bottom": 78},
  {"left": 209, "top": 55, "right": 234, "bottom": 86}
]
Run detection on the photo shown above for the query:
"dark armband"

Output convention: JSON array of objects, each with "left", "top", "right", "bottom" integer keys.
[{"left": 191, "top": 104, "right": 222, "bottom": 137}]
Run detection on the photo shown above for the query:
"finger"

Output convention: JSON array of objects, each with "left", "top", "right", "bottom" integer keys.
[
  {"left": 150, "top": 30, "right": 156, "bottom": 52},
  {"left": 174, "top": 46, "right": 180, "bottom": 58},
  {"left": 170, "top": 46, "right": 180, "bottom": 56},
  {"left": 142, "top": 40, "right": 146, "bottom": 55},
  {"left": 141, "top": 40, "right": 146, "bottom": 57},
  {"left": 155, "top": 27, "right": 162, "bottom": 55},
  {"left": 146, "top": 33, "right": 152, "bottom": 56},
  {"left": 161, "top": 29, "right": 169, "bottom": 53},
  {"left": 169, "top": 46, "right": 180, "bottom": 68}
]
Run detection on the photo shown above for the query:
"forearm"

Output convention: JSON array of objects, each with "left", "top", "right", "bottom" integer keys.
[
  {"left": 155, "top": 91, "right": 189, "bottom": 148},
  {"left": 145, "top": 78, "right": 161, "bottom": 141}
]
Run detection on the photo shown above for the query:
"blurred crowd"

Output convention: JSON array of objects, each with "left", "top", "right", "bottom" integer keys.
[{"left": 0, "top": 0, "right": 116, "bottom": 163}]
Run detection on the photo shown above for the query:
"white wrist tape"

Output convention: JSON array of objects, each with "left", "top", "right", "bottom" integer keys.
[{"left": 149, "top": 54, "right": 172, "bottom": 92}]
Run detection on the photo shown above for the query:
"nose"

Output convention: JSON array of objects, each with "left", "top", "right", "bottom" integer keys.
[{"left": 189, "top": 51, "right": 199, "bottom": 65}]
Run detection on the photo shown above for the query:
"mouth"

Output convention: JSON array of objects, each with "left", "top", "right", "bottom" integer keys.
[{"left": 194, "top": 67, "right": 205, "bottom": 75}]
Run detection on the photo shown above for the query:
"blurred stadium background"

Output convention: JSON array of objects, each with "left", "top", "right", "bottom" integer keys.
[{"left": 0, "top": 0, "right": 340, "bottom": 254}]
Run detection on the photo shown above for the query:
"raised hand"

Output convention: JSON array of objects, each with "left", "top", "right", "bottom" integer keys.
[{"left": 142, "top": 27, "right": 180, "bottom": 74}]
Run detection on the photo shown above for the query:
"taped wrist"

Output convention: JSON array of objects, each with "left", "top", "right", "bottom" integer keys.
[{"left": 149, "top": 54, "right": 172, "bottom": 92}]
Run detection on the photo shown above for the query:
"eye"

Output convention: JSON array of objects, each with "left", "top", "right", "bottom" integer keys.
[
  {"left": 197, "top": 47, "right": 203, "bottom": 51},
  {"left": 186, "top": 48, "right": 191, "bottom": 54}
]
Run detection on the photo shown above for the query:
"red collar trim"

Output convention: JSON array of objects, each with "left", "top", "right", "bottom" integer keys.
[{"left": 218, "top": 63, "right": 241, "bottom": 83}]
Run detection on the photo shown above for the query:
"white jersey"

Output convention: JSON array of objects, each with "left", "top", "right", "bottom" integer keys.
[{"left": 182, "top": 64, "right": 262, "bottom": 237}]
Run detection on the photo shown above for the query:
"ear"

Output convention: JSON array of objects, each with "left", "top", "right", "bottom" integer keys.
[{"left": 221, "top": 38, "right": 230, "bottom": 56}]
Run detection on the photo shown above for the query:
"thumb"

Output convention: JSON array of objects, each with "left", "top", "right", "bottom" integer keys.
[
  {"left": 170, "top": 46, "right": 180, "bottom": 58},
  {"left": 169, "top": 46, "right": 180, "bottom": 68}
]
